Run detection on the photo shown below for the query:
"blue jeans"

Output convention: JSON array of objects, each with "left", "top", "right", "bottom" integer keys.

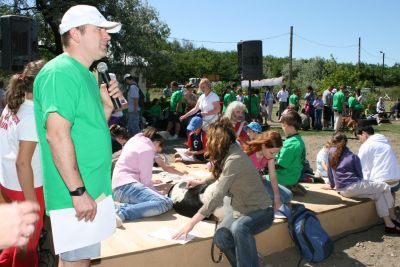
[
  {"left": 113, "top": 182, "right": 173, "bottom": 222},
  {"left": 214, "top": 207, "right": 274, "bottom": 267},
  {"left": 128, "top": 111, "right": 141, "bottom": 136},
  {"left": 262, "top": 178, "right": 293, "bottom": 205}
]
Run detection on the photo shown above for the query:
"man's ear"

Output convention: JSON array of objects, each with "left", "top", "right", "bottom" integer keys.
[{"left": 69, "top": 28, "right": 81, "bottom": 43}]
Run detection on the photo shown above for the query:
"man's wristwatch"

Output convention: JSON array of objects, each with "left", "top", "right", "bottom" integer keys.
[{"left": 69, "top": 186, "right": 86, "bottom": 196}]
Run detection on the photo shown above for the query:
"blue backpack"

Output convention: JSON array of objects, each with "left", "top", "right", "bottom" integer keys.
[{"left": 279, "top": 204, "right": 334, "bottom": 263}]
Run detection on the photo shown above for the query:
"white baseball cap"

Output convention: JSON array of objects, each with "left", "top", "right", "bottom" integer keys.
[{"left": 59, "top": 5, "right": 121, "bottom": 35}]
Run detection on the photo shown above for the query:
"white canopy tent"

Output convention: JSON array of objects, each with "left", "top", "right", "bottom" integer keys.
[{"left": 241, "top": 76, "right": 283, "bottom": 88}]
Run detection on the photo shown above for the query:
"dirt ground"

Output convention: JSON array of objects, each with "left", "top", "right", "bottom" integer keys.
[{"left": 162, "top": 120, "right": 400, "bottom": 267}]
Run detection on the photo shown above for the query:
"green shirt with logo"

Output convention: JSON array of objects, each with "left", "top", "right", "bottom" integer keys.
[{"left": 33, "top": 54, "right": 112, "bottom": 214}]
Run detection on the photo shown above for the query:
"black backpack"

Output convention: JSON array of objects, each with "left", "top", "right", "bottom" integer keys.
[{"left": 134, "top": 82, "right": 145, "bottom": 108}]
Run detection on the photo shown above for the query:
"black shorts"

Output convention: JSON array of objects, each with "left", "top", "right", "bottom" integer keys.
[
  {"left": 323, "top": 106, "right": 332, "bottom": 120},
  {"left": 168, "top": 111, "right": 181, "bottom": 123}
]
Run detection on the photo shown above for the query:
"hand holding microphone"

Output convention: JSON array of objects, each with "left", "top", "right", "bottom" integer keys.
[{"left": 97, "top": 62, "right": 123, "bottom": 110}]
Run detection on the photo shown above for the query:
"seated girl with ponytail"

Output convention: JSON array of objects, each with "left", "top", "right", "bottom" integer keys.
[{"left": 323, "top": 132, "right": 400, "bottom": 235}]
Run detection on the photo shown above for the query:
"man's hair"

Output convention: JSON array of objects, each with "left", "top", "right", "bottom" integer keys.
[
  {"left": 356, "top": 125, "right": 374, "bottom": 136},
  {"left": 60, "top": 25, "right": 87, "bottom": 47},
  {"left": 170, "top": 81, "right": 178, "bottom": 87},
  {"left": 281, "top": 110, "right": 301, "bottom": 130}
]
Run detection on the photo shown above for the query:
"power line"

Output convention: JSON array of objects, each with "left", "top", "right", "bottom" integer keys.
[
  {"left": 293, "top": 33, "right": 358, "bottom": 48},
  {"left": 168, "top": 32, "right": 289, "bottom": 44}
]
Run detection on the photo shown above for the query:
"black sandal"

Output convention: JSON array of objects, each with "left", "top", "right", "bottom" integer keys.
[
  {"left": 391, "top": 219, "right": 400, "bottom": 228},
  {"left": 385, "top": 226, "right": 400, "bottom": 235}
]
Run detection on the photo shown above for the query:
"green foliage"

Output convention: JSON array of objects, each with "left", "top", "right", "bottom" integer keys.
[{"left": 212, "top": 81, "right": 232, "bottom": 97}]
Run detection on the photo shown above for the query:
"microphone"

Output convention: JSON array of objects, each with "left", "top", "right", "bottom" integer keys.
[{"left": 97, "top": 62, "right": 122, "bottom": 109}]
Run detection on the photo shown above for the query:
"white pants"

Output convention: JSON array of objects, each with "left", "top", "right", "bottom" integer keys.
[
  {"left": 334, "top": 111, "right": 342, "bottom": 131},
  {"left": 266, "top": 99, "right": 274, "bottom": 121},
  {"left": 340, "top": 180, "right": 393, "bottom": 218}
]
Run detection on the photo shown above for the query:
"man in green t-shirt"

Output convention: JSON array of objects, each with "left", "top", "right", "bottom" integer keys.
[
  {"left": 348, "top": 94, "right": 363, "bottom": 121},
  {"left": 333, "top": 85, "right": 346, "bottom": 131},
  {"left": 166, "top": 81, "right": 183, "bottom": 140},
  {"left": 33, "top": 5, "right": 122, "bottom": 265}
]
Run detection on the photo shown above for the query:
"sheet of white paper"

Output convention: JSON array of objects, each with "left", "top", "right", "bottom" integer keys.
[
  {"left": 190, "top": 170, "right": 212, "bottom": 179},
  {"left": 148, "top": 227, "right": 196, "bottom": 244},
  {"left": 175, "top": 148, "right": 198, "bottom": 162},
  {"left": 50, "top": 195, "right": 116, "bottom": 254}
]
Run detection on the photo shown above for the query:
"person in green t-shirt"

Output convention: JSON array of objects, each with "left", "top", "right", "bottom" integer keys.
[
  {"left": 222, "top": 86, "right": 235, "bottom": 113},
  {"left": 288, "top": 89, "right": 300, "bottom": 111},
  {"left": 348, "top": 94, "right": 363, "bottom": 121},
  {"left": 244, "top": 88, "right": 260, "bottom": 120},
  {"left": 147, "top": 98, "right": 162, "bottom": 126},
  {"left": 266, "top": 110, "right": 306, "bottom": 188},
  {"left": 33, "top": 5, "right": 123, "bottom": 265},
  {"left": 333, "top": 85, "right": 346, "bottom": 131},
  {"left": 166, "top": 81, "right": 183, "bottom": 140}
]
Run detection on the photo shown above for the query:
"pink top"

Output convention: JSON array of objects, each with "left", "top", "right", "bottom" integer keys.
[
  {"left": 112, "top": 133, "right": 155, "bottom": 190},
  {"left": 248, "top": 152, "right": 268, "bottom": 172}
]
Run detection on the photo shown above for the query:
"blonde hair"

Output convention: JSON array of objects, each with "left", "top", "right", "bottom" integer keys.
[{"left": 199, "top": 78, "right": 211, "bottom": 90}]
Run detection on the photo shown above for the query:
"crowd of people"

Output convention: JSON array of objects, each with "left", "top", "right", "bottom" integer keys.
[{"left": 1, "top": 4, "right": 400, "bottom": 267}]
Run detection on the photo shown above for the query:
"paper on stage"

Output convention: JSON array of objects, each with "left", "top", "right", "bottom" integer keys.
[
  {"left": 175, "top": 148, "right": 198, "bottom": 162},
  {"left": 50, "top": 195, "right": 116, "bottom": 254},
  {"left": 148, "top": 227, "right": 196, "bottom": 244}
]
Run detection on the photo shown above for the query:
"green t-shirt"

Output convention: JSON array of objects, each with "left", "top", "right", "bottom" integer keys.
[
  {"left": 244, "top": 94, "right": 259, "bottom": 116},
  {"left": 149, "top": 104, "right": 161, "bottom": 117},
  {"left": 348, "top": 96, "right": 363, "bottom": 110},
  {"left": 333, "top": 91, "right": 345, "bottom": 112},
  {"left": 33, "top": 54, "right": 112, "bottom": 213},
  {"left": 229, "top": 91, "right": 237, "bottom": 102},
  {"left": 222, "top": 93, "right": 234, "bottom": 113},
  {"left": 289, "top": 93, "right": 299, "bottom": 107},
  {"left": 267, "top": 134, "right": 306, "bottom": 186},
  {"left": 170, "top": 90, "right": 183, "bottom": 113}
]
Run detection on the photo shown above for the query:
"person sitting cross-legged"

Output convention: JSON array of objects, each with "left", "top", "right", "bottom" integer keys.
[{"left": 112, "top": 127, "right": 173, "bottom": 222}]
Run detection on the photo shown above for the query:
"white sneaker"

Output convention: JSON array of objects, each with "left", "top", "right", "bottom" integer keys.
[
  {"left": 170, "top": 134, "right": 178, "bottom": 140},
  {"left": 274, "top": 212, "right": 287, "bottom": 219},
  {"left": 116, "top": 214, "right": 124, "bottom": 228}
]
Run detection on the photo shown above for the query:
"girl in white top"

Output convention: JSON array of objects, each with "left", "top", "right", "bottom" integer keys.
[
  {"left": 0, "top": 60, "right": 46, "bottom": 267},
  {"left": 180, "top": 78, "right": 220, "bottom": 130}
]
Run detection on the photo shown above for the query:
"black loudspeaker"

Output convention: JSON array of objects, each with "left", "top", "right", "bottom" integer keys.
[
  {"left": 0, "top": 15, "right": 38, "bottom": 71},
  {"left": 237, "top": 40, "right": 263, "bottom": 80}
]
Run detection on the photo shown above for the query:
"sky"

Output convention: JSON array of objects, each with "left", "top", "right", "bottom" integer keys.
[{"left": 146, "top": 0, "right": 400, "bottom": 66}]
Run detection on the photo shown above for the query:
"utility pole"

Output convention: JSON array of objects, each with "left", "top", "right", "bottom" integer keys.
[
  {"left": 288, "top": 26, "right": 293, "bottom": 94},
  {"left": 358, "top": 38, "right": 361, "bottom": 71},
  {"left": 380, "top": 51, "right": 385, "bottom": 87}
]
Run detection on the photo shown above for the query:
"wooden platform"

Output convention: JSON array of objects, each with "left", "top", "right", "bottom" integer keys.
[{"left": 92, "top": 174, "right": 382, "bottom": 267}]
